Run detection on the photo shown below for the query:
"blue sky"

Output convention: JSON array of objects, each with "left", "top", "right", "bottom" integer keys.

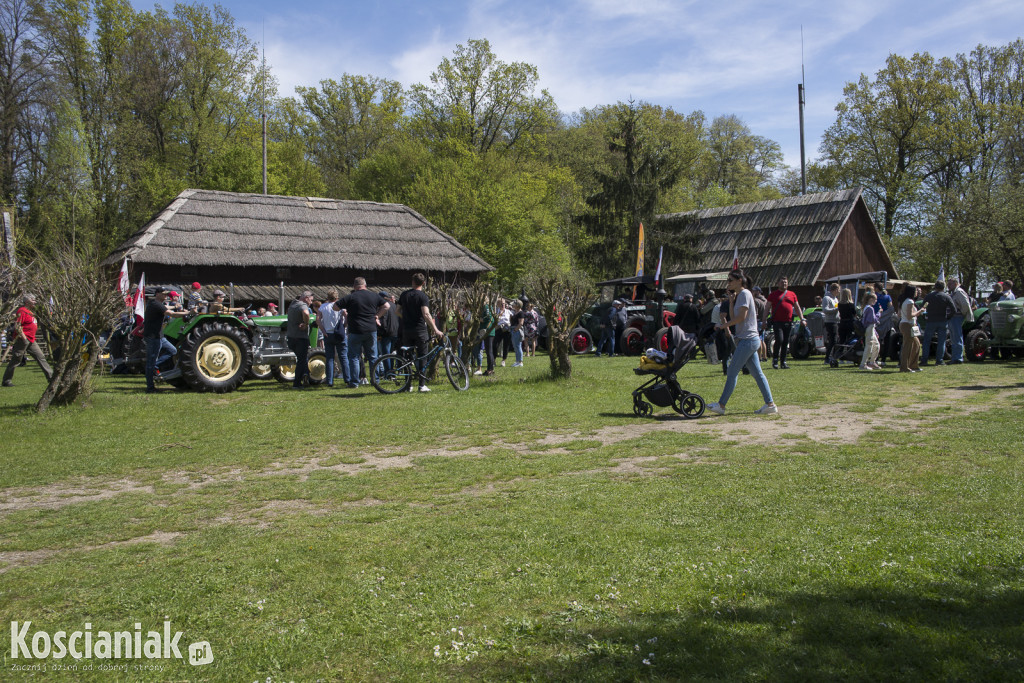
[{"left": 136, "top": 0, "right": 1024, "bottom": 169}]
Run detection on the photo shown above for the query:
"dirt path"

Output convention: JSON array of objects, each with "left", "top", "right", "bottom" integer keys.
[{"left": 2, "top": 383, "right": 1019, "bottom": 517}]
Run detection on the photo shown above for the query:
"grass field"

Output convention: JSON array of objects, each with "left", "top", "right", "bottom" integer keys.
[{"left": 1, "top": 352, "right": 1023, "bottom": 681}]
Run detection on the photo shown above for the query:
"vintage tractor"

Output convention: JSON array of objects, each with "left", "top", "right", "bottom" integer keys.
[
  {"left": 107, "top": 310, "right": 325, "bottom": 392},
  {"left": 570, "top": 275, "right": 677, "bottom": 356},
  {"left": 980, "top": 297, "right": 1024, "bottom": 359},
  {"left": 246, "top": 315, "right": 327, "bottom": 384}
]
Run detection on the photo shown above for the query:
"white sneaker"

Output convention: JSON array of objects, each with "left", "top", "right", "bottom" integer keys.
[
  {"left": 754, "top": 404, "right": 778, "bottom": 415},
  {"left": 360, "top": 377, "right": 369, "bottom": 385},
  {"left": 419, "top": 385, "right": 430, "bottom": 392},
  {"left": 501, "top": 360, "right": 505, "bottom": 367},
  {"left": 473, "top": 370, "right": 483, "bottom": 375},
  {"left": 708, "top": 402, "right": 725, "bottom": 415}
]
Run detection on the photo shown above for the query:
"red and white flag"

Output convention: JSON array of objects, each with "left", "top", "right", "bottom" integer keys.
[
  {"left": 117, "top": 257, "right": 130, "bottom": 295},
  {"left": 133, "top": 272, "right": 146, "bottom": 321},
  {"left": 732, "top": 246, "right": 739, "bottom": 270}
]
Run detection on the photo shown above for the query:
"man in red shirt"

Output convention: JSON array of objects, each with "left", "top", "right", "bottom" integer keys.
[
  {"left": 2, "top": 293, "right": 53, "bottom": 386},
  {"left": 765, "top": 276, "right": 804, "bottom": 369}
]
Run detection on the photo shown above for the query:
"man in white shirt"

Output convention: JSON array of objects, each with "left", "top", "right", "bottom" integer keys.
[{"left": 946, "top": 278, "right": 973, "bottom": 364}]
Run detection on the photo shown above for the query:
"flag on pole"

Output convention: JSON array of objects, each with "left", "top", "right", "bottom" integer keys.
[
  {"left": 635, "top": 223, "right": 645, "bottom": 277},
  {"left": 133, "top": 272, "right": 146, "bottom": 322},
  {"left": 654, "top": 246, "right": 663, "bottom": 286},
  {"left": 938, "top": 263, "right": 946, "bottom": 283},
  {"left": 118, "top": 257, "right": 130, "bottom": 295},
  {"left": 732, "top": 246, "right": 739, "bottom": 270},
  {"left": 632, "top": 223, "right": 645, "bottom": 300}
]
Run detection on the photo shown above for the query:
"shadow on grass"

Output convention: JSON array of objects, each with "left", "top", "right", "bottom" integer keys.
[
  {"left": 954, "top": 382, "right": 1024, "bottom": 391},
  {"left": 457, "top": 575, "right": 1024, "bottom": 681}
]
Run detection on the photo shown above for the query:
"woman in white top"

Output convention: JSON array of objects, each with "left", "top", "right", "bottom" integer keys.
[
  {"left": 898, "top": 284, "right": 925, "bottom": 373},
  {"left": 707, "top": 270, "right": 777, "bottom": 416}
]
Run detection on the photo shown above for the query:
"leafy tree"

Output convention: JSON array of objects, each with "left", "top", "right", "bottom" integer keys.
[
  {"left": 521, "top": 252, "right": 594, "bottom": 379},
  {"left": 170, "top": 2, "right": 259, "bottom": 186},
  {"left": 698, "top": 114, "right": 784, "bottom": 202},
  {"left": 409, "top": 38, "right": 557, "bottom": 158},
  {"left": 296, "top": 74, "right": 404, "bottom": 197},
  {"left": 817, "top": 52, "right": 954, "bottom": 238},
  {"left": 577, "top": 100, "right": 698, "bottom": 279}
]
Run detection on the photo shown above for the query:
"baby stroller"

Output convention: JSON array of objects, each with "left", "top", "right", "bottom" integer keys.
[
  {"left": 632, "top": 327, "right": 706, "bottom": 418},
  {"left": 827, "top": 319, "right": 865, "bottom": 367}
]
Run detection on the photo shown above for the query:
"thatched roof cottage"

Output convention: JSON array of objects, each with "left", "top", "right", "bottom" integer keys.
[
  {"left": 655, "top": 187, "right": 898, "bottom": 303},
  {"left": 106, "top": 189, "right": 492, "bottom": 302}
]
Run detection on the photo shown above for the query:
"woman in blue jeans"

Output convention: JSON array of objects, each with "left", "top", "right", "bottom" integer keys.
[{"left": 708, "top": 270, "right": 777, "bottom": 416}]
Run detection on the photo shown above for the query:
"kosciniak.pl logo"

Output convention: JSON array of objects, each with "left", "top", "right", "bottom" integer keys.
[{"left": 9, "top": 620, "right": 213, "bottom": 666}]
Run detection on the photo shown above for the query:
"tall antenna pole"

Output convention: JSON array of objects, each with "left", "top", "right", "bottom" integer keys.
[
  {"left": 798, "top": 25, "right": 807, "bottom": 195},
  {"left": 262, "top": 21, "right": 268, "bottom": 195}
]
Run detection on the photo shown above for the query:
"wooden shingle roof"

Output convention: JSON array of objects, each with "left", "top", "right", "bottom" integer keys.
[
  {"left": 656, "top": 187, "right": 894, "bottom": 287},
  {"left": 105, "top": 189, "right": 492, "bottom": 274}
]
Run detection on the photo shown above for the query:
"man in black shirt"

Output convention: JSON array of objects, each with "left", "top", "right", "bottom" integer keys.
[
  {"left": 921, "top": 280, "right": 954, "bottom": 365},
  {"left": 674, "top": 295, "right": 701, "bottom": 334},
  {"left": 377, "top": 291, "right": 400, "bottom": 362},
  {"left": 335, "top": 277, "right": 389, "bottom": 388},
  {"left": 398, "top": 273, "right": 444, "bottom": 392},
  {"left": 143, "top": 286, "right": 188, "bottom": 393}
]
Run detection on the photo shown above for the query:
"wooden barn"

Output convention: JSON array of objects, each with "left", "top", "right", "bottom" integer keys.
[
  {"left": 655, "top": 187, "right": 898, "bottom": 304},
  {"left": 105, "top": 189, "right": 492, "bottom": 303}
]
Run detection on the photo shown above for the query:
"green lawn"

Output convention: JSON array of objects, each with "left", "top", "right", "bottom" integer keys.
[{"left": 1, "top": 354, "right": 1022, "bottom": 681}]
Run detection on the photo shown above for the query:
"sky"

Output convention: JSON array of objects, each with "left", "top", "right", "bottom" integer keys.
[{"left": 135, "top": 0, "right": 1024, "bottom": 170}]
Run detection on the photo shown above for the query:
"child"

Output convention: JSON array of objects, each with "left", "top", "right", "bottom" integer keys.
[{"left": 860, "top": 292, "right": 881, "bottom": 370}]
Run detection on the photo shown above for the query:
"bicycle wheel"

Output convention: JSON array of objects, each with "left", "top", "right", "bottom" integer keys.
[
  {"left": 370, "top": 354, "right": 413, "bottom": 394},
  {"left": 444, "top": 351, "right": 470, "bottom": 391}
]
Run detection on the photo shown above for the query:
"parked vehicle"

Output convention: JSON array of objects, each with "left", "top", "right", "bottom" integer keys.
[
  {"left": 980, "top": 297, "right": 1024, "bottom": 359},
  {"left": 106, "top": 309, "right": 324, "bottom": 392},
  {"left": 571, "top": 275, "right": 677, "bottom": 356}
]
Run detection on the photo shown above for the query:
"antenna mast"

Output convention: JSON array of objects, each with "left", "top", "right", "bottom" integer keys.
[
  {"left": 797, "top": 26, "right": 807, "bottom": 195},
  {"left": 262, "top": 21, "right": 268, "bottom": 195}
]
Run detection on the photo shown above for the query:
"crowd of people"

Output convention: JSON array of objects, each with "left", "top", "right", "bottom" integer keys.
[
  {"left": 134, "top": 274, "right": 548, "bottom": 393},
  {"left": 3, "top": 271, "right": 1017, "bottom": 396}
]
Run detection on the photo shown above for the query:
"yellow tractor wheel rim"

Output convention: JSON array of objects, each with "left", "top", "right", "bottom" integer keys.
[{"left": 196, "top": 335, "right": 241, "bottom": 381}]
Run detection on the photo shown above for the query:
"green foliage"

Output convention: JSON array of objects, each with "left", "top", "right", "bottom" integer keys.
[
  {"left": 296, "top": 74, "right": 405, "bottom": 197},
  {"left": 575, "top": 100, "right": 699, "bottom": 279},
  {"left": 409, "top": 38, "right": 557, "bottom": 158},
  {"left": 818, "top": 41, "right": 1024, "bottom": 290}
]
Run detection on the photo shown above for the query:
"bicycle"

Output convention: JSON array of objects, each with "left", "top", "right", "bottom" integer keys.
[{"left": 370, "top": 332, "right": 470, "bottom": 394}]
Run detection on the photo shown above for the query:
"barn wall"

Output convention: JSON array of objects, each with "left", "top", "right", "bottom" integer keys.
[{"left": 817, "top": 204, "right": 897, "bottom": 282}]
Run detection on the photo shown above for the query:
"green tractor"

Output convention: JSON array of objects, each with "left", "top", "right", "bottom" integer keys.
[
  {"left": 980, "top": 297, "right": 1024, "bottom": 360},
  {"left": 157, "top": 312, "right": 325, "bottom": 392}
]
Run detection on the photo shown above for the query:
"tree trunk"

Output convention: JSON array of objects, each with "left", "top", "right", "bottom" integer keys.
[{"left": 548, "top": 338, "right": 572, "bottom": 379}]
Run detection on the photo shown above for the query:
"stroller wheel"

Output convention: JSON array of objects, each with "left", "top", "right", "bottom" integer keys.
[
  {"left": 675, "top": 392, "right": 705, "bottom": 419},
  {"left": 633, "top": 396, "right": 653, "bottom": 418}
]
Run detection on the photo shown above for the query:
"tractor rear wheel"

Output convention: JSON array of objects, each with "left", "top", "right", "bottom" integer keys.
[
  {"left": 178, "top": 322, "right": 252, "bottom": 393},
  {"left": 569, "top": 327, "right": 592, "bottom": 354}
]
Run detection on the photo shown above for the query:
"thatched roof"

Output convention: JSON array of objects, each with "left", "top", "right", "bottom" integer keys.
[
  {"left": 656, "top": 188, "right": 896, "bottom": 288},
  {"left": 105, "top": 189, "right": 492, "bottom": 273}
]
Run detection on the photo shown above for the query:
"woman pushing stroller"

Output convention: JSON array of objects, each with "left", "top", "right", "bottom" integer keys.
[{"left": 707, "top": 270, "right": 778, "bottom": 416}]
